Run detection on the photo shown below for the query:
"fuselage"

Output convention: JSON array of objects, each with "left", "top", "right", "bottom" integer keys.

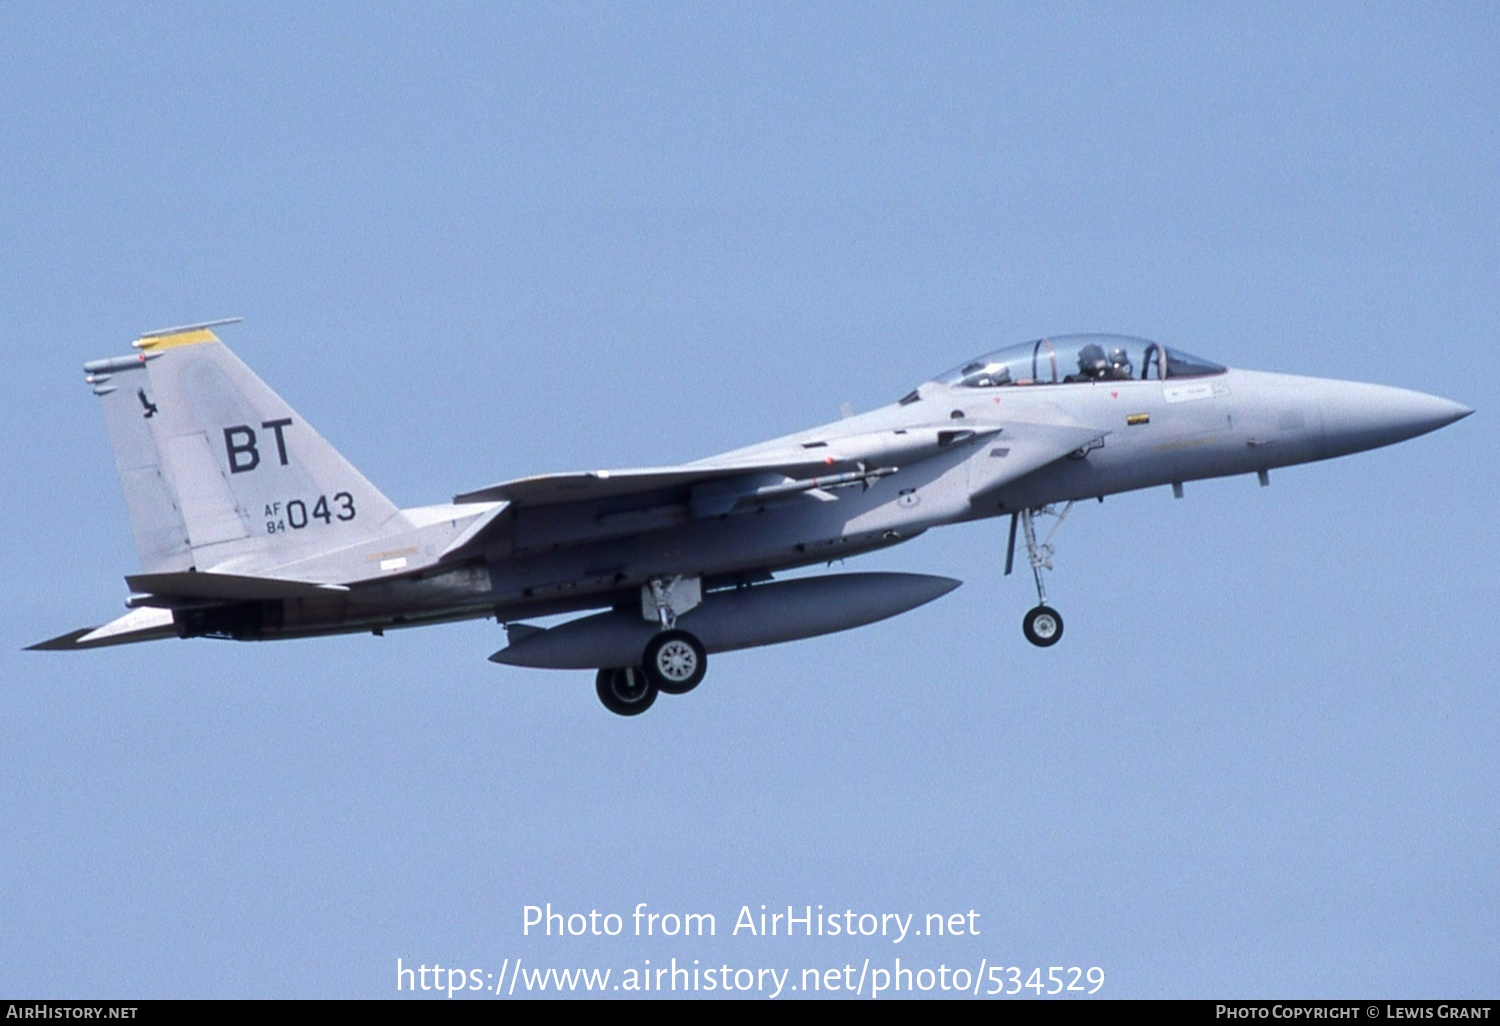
[
  {"left": 242, "top": 354, "right": 1470, "bottom": 642},
  {"left": 44, "top": 328, "right": 1467, "bottom": 662}
]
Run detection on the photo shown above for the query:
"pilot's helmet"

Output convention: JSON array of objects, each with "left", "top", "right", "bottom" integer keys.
[
  {"left": 1107, "top": 347, "right": 1132, "bottom": 376},
  {"left": 1076, "top": 343, "right": 1108, "bottom": 378}
]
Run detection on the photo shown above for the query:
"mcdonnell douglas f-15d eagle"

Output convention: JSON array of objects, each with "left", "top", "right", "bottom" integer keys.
[{"left": 33, "top": 319, "right": 1471, "bottom": 715}]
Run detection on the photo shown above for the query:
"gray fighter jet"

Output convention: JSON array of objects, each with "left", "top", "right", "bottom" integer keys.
[{"left": 33, "top": 320, "right": 1471, "bottom": 715}]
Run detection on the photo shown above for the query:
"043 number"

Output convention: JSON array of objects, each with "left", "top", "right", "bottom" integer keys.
[{"left": 265, "top": 492, "right": 356, "bottom": 534}]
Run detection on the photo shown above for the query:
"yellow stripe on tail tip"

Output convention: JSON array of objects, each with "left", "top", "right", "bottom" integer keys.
[{"left": 132, "top": 328, "right": 219, "bottom": 351}]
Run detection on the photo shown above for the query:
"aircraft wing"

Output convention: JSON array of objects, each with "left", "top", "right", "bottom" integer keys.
[
  {"left": 453, "top": 423, "right": 1010, "bottom": 507},
  {"left": 441, "top": 420, "right": 1097, "bottom": 562},
  {"left": 444, "top": 436, "right": 967, "bottom": 562},
  {"left": 442, "top": 461, "right": 837, "bottom": 562}
]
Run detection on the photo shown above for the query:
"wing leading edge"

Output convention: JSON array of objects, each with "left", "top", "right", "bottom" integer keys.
[{"left": 454, "top": 460, "right": 850, "bottom": 507}]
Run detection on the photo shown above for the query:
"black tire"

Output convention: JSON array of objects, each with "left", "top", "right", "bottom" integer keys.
[
  {"left": 595, "top": 666, "right": 657, "bottom": 716},
  {"left": 642, "top": 629, "right": 707, "bottom": 695},
  {"left": 1022, "top": 605, "right": 1064, "bottom": 647}
]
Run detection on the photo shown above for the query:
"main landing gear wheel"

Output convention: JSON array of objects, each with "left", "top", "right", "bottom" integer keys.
[
  {"left": 595, "top": 666, "right": 658, "bottom": 716},
  {"left": 1023, "top": 606, "right": 1064, "bottom": 647},
  {"left": 643, "top": 629, "right": 707, "bottom": 695}
]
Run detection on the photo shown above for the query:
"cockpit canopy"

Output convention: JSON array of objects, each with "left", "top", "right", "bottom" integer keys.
[{"left": 932, "top": 334, "right": 1226, "bottom": 390}]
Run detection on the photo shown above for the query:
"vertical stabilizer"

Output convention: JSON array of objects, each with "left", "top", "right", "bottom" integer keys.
[
  {"left": 86, "top": 322, "right": 407, "bottom": 577},
  {"left": 84, "top": 352, "right": 193, "bottom": 573}
]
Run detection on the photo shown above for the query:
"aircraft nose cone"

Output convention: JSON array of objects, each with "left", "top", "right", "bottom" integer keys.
[{"left": 1318, "top": 381, "right": 1473, "bottom": 458}]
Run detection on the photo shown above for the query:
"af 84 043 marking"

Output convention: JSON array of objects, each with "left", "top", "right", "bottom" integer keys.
[{"left": 264, "top": 493, "right": 357, "bottom": 534}]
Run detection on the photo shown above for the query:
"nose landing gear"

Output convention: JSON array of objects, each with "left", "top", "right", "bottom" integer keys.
[{"left": 1007, "top": 502, "right": 1074, "bottom": 648}]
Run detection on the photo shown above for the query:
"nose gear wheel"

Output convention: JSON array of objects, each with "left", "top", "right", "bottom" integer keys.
[{"left": 1022, "top": 605, "right": 1064, "bottom": 647}]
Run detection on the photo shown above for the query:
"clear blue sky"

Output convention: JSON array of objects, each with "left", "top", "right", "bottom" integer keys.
[{"left": 2, "top": 2, "right": 1495, "bottom": 998}]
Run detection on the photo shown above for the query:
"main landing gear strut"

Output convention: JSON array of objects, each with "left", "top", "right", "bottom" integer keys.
[
  {"left": 1006, "top": 502, "right": 1075, "bottom": 648},
  {"left": 595, "top": 576, "right": 709, "bottom": 716}
]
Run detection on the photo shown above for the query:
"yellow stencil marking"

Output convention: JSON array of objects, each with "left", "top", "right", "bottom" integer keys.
[
  {"left": 1152, "top": 436, "right": 1220, "bottom": 453},
  {"left": 133, "top": 328, "right": 219, "bottom": 352},
  {"left": 365, "top": 546, "right": 419, "bottom": 562}
]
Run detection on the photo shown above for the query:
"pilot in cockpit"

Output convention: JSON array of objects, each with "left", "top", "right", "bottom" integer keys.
[
  {"left": 1105, "top": 346, "right": 1133, "bottom": 380},
  {"left": 1068, "top": 343, "right": 1110, "bottom": 382}
]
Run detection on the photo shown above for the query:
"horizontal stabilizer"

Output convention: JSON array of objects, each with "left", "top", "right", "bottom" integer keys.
[
  {"left": 28, "top": 607, "right": 178, "bottom": 650},
  {"left": 125, "top": 571, "right": 350, "bottom": 603},
  {"left": 26, "top": 628, "right": 98, "bottom": 651}
]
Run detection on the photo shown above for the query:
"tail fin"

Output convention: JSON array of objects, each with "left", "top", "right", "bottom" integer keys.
[
  {"left": 85, "top": 321, "right": 405, "bottom": 576},
  {"left": 86, "top": 347, "right": 194, "bottom": 574}
]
